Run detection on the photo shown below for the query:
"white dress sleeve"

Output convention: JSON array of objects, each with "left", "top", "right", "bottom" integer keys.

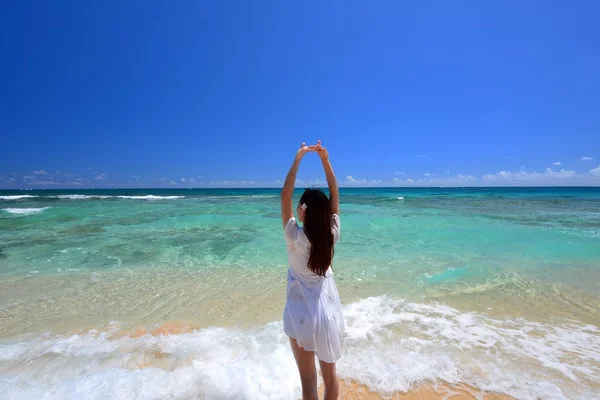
[
  {"left": 331, "top": 214, "right": 340, "bottom": 244},
  {"left": 285, "top": 216, "right": 339, "bottom": 245},
  {"left": 284, "top": 217, "right": 305, "bottom": 245}
]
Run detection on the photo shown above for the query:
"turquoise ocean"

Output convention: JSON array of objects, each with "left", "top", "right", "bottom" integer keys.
[{"left": 1, "top": 187, "right": 599, "bottom": 399}]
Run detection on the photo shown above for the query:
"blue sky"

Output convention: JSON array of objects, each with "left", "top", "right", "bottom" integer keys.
[{"left": 1, "top": 1, "right": 599, "bottom": 188}]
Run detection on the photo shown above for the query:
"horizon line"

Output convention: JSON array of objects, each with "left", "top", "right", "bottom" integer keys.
[{"left": 2, "top": 185, "right": 600, "bottom": 191}]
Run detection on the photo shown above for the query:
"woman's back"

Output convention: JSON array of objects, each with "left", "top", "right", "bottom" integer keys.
[
  {"left": 283, "top": 210, "right": 344, "bottom": 364},
  {"left": 284, "top": 214, "right": 341, "bottom": 284}
]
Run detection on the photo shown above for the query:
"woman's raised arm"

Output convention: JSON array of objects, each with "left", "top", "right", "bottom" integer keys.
[
  {"left": 281, "top": 142, "right": 314, "bottom": 228},
  {"left": 316, "top": 140, "right": 339, "bottom": 215}
]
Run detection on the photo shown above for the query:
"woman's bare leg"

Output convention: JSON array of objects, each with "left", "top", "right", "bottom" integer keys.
[
  {"left": 290, "top": 338, "right": 319, "bottom": 400},
  {"left": 318, "top": 359, "right": 339, "bottom": 400}
]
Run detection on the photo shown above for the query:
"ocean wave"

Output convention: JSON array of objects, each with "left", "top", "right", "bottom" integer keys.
[
  {"left": 116, "top": 195, "right": 185, "bottom": 200},
  {"left": 2, "top": 207, "right": 49, "bottom": 215},
  {"left": 0, "top": 296, "right": 598, "bottom": 399},
  {"left": 199, "top": 195, "right": 277, "bottom": 200},
  {"left": 47, "top": 195, "right": 184, "bottom": 200},
  {"left": 53, "top": 195, "right": 112, "bottom": 200},
  {"left": 0, "top": 194, "right": 279, "bottom": 201},
  {"left": 0, "top": 195, "right": 38, "bottom": 200},
  {"left": 396, "top": 196, "right": 404, "bottom": 200},
  {"left": 245, "top": 195, "right": 277, "bottom": 199}
]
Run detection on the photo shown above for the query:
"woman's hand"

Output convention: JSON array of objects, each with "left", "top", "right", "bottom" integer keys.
[
  {"left": 314, "top": 140, "right": 329, "bottom": 161},
  {"left": 296, "top": 142, "right": 317, "bottom": 158}
]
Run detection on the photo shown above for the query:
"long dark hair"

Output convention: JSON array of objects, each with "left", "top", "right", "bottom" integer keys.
[{"left": 300, "top": 188, "right": 334, "bottom": 276}]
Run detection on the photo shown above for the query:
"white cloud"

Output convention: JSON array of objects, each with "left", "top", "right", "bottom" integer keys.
[
  {"left": 32, "top": 170, "right": 47, "bottom": 175},
  {"left": 481, "top": 168, "right": 578, "bottom": 185},
  {"left": 416, "top": 154, "right": 427, "bottom": 158},
  {"left": 358, "top": 167, "right": 600, "bottom": 187},
  {"left": 581, "top": 156, "right": 594, "bottom": 161},
  {"left": 485, "top": 168, "right": 574, "bottom": 180},
  {"left": 209, "top": 180, "right": 256, "bottom": 186},
  {"left": 11, "top": 167, "right": 592, "bottom": 189},
  {"left": 295, "top": 178, "right": 326, "bottom": 187},
  {"left": 390, "top": 174, "right": 477, "bottom": 187},
  {"left": 26, "top": 180, "right": 56, "bottom": 185},
  {"left": 54, "top": 171, "right": 72, "bottom": 177},
  {"left": 343, "top": 176, "right": 383, "bottom": 186},
  {"left": 552, "top": 162, "right": 561, "bottom": 166}
]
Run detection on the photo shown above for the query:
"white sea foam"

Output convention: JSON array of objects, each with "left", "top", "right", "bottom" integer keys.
[
  {"left": 53, "top": 195, "right": 112, "bottom": 200},
  {"left": 396, "top": 196, "right": 404, "bottom": 200},
  {"left": 199, "top": 195, "right": 277, "bottom": 200},
  {"left": 245, "top": 195, "right": 277, "bottom": 199},
  {"left": 45, "top": 195, "right": 184, "bottom": 200},
  {"left": 0, "top": 195, "right": 38, "bottom": 200},
  {"left": 2, "top": 207, "right": 49, "bottom": 215},
  {"left": 0, "top": 297, "right": 598, "bottom": 400},
  {"left": 116, "top": 195, "right": 185, "bottom": 200},
  {"left": 1, "top": 194, "right": 184, "bottom": 201}
]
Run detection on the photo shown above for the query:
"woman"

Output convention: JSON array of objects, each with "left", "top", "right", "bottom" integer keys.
[{"left": 280, "top": 140, "right": 344, "bottom": 400}]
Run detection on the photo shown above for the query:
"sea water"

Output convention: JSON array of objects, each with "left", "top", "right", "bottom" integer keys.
[{"left": 1, "top": 188, "right": 599, "bottom": 399}]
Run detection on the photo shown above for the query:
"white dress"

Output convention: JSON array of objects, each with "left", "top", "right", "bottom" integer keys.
[{"left": 283, "top": 214, "right": 345, "bottom": 363}]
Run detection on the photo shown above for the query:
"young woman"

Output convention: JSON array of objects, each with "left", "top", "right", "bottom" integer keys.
[{"left": 280, "top": 140, "right": 344, "bottom": 400}]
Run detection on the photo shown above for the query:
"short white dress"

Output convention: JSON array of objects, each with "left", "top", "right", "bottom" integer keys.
[{"left": 283, "top": 214, "right": 345, "bottom": 363}]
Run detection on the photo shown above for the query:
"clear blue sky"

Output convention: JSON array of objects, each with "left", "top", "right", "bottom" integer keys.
[{"left": 1, "top": 1, "right": 599, "bottom": 188}]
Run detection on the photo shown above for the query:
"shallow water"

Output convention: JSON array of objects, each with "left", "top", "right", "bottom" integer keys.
[{"left": 1, "top": 187, "right": 599, "bottom": 399}]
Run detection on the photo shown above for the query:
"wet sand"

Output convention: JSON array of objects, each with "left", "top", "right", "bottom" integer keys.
[{"left": 326, "top": 381, "right": 512, "bottom": 400}]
